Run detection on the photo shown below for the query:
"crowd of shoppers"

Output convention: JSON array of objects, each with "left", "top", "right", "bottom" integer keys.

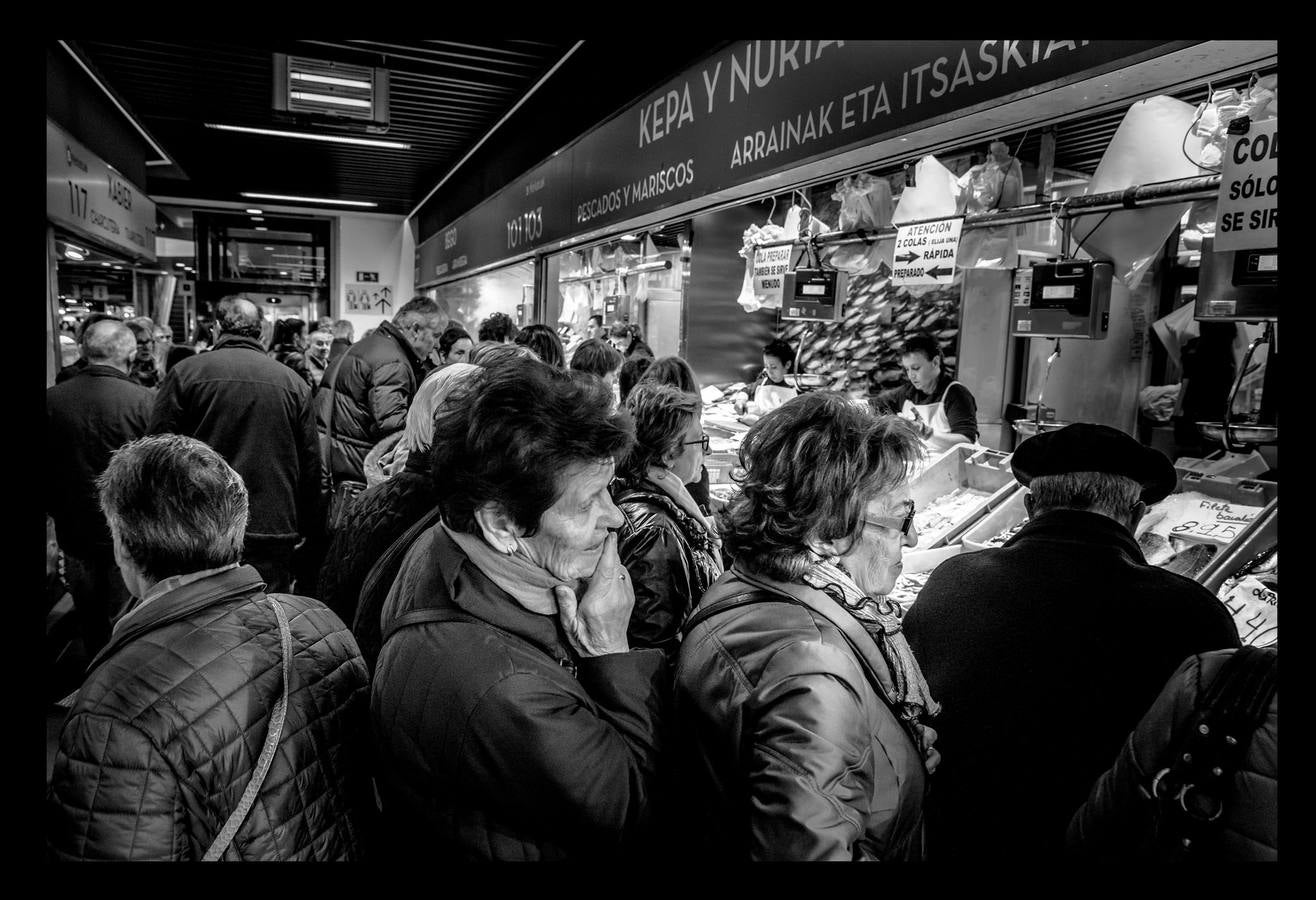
[{"left": 44, "top": 297, "right": 1272, "bottom": 861}]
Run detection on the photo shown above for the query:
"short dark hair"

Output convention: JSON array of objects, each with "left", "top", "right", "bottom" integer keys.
[
  {"left": 763, "top": 338, "right": 795, "bottom": 369},
  {"left": 430, "top": 361, "right": 634, "bottom": 536},
  {"left": 900, "top": 332, "right": 941, "bottom": 362},
  {"left": 514, "top": 323, "right": 566, "bottom": 369},
  {"left": 627, "top": 340, "right": 655, "bottom": 360},
  {"left": 98, "top": 434, "right": 248, "bottom": 582},
  {"left": 478, "top": 311, "right": 518, "bottom": 343},
  {"left": 588, "top": 314, "right": 604, "bottom": 328},
  {"left": 332, "top": 319, "right": 355, "bottom": 341},
  {"left": 719, "top": 392, "right": 922, "bottom": 581},
  {"left": 470, "top": 341, "right": 536, "bottom": 367},
  {"left": 618, "top": 356, "right": 653, "bottom": 403},
  {"left": 438, "top": 325, "right": 472, "bottom": 358},
  {"left": 570, "top": 338, "right": 624, "bottom": 378},
  {"left": 394, "top": 297, "right": 442, "bottom": 328},
  {"left": 271, "top": 317, "right": 306, "bottom": 348},
  {"left": 619, "top": 382, "right": 702, "bottom": 483},
  {"left": 124, "top": 319, "right": 155, "bottom": 343},
  {"left": 640, "top": 355, "right": 700, "bottom": 395}
]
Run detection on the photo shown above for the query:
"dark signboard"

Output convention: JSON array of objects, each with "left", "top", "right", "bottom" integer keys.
[{"left": 418, "top": 39, "right": 1184, "bottom": 282}]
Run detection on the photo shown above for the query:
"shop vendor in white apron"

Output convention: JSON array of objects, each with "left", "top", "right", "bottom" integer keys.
[
  {"left": 733, "top": 337, "right": 799, "bottom": 416},
  {"left": 888, "top": 332, "right": 978, "bottom": 454}
]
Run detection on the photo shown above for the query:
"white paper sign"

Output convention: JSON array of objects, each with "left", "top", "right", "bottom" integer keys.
[
  {"left": 1220, "top": 575, "right": 1277, "bottom": 647},
  {"left": 891, "top": 217, "right": 963, "bottom": 286},
  {"left": 1138, "top": 490, "right": 1263, "bottom": 547},
  {"left": 751, "top": 244, "right": 793, "bottom": 306},
  {"left": 1214, "top": 118, "right": 1277, "bottom": 253},
  {"left": 345, "top": 283, "right": 394, "bottom": 314}
]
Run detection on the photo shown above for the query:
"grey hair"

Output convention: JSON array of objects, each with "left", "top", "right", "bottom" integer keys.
[
  {"left": 97, "top": 434, "right": 249, "bottom": 582},
  {"left": 83, "top": 319, "right": 136, "bottom": 365},
  {"left": 1028, "top": 472, "right": 1143, "bottom": 520},
  {"left": 332, "top": 319, "right": 355, "bottom": 340},
  {"left": 470, "top": 341, "right": 536, "bottom": 367},
  {"left": 218, "top": 295, "right": 263, "bottom": 338},
  {"left": 309, "top": 329, "right": 333, "bottom": 343},
  {"left": 393, "top": 296, "right": 444, "bottom": 328},
  {"left": 402, "top": 362, "right": 479, "bottom": 453}
]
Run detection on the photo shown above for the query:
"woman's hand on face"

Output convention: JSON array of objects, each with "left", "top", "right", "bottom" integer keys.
[{"left": 554, "top": 532, "right": 634, "bottom": 658}]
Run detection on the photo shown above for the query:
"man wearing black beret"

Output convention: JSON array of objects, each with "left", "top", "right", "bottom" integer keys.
[{"left": 903, "top": 423, "right": 1240, "bottom": 861}]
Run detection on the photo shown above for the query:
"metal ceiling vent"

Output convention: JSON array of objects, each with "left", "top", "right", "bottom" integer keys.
[{"left": 273, "top": 53, "right": 390, "bottom": 127}]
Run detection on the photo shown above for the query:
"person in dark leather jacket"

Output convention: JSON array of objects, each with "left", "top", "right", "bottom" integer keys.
[
  {"left": 316, "top": 297, "right": 445, "bottom": 484},
  {"left": 46, "top": 435, "right": 375, "bottom": 860},
  {"left": 1068, "top": 648, "right": 1277, "bottom": 861},
  {"left": 612, "top": 382, "right": 722, "bottom": 659},
  {"left": 370, "top": 361, "right": 667, "bottom": 860},
  {"left": 674, "top": 394, "right": 939, "bottom": 860}
]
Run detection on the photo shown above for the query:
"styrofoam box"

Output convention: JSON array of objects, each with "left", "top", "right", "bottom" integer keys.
[
  {"left": 1175, "top": 471, "right": 1278, "bottom": 507},
  {"left": 908, "top": 445, "right": 1020, "bottom": 549},
  {"left": 961, "top": 489, "right": 1030, "bottom": 552}
]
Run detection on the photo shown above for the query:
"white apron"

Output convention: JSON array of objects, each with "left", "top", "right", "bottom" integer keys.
[
  {"left": 901, "top": 379, "right": 970, "bottom": 449},
  {"left": 754, "top": 381, "right": 798, "bottom": 413}
]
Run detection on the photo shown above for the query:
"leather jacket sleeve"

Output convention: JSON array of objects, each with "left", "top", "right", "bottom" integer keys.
[
  {"left": 746, "top": 640, "right": 878, "bottom": 861},
  {"left": 48, "top": 712, "right": 184, "bottom": 860},
  {"left": 618, "top": 523, "right": 694, "bottom": 658},
  {"left": 455, "top": 649, "right": 668, "bottom": 852}
]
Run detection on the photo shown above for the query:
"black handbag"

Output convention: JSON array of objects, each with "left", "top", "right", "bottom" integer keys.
[
  {"left": 1142, "top": 646, "right": 1277, "bottom": 859},
  {"left": 322, "top": 355, "right": 366, "bottom": 535}
]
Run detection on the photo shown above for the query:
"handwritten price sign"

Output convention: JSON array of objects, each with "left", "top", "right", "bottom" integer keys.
[
  {"left": 1141, "top": 492, "right": 1263, "bottom": 547},
  {"left": 1221, "top": 575, "right": 1277, "bottom": 647}
]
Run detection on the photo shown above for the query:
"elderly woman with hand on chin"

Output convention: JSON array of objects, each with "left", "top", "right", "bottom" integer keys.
[
  {"left": 370, "top": 358, "right": 667, "bottom": 861},
  {"left": 673, "top": 392, "right": 941, "bottom": 861},
  {"left": 612, "top": 382, "right": 724, "bottom": 661}
]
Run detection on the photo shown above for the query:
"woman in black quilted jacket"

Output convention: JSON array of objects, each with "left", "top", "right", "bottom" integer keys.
[
  {"left": 46, "top": 435, "right": 375, "bottom": 860},
  {"left": 1067, "top": 648, "right": 1278, "bottom": 861},
  {"left": 612, "top": 382, "right": 722, "bottom": 660}
]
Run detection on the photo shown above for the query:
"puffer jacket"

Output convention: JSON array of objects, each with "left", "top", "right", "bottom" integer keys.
[
  {"left": 46, "top": 565, "right": 376, "bottom": 860},
  {"left": 1067, "top": 649, "right": 1278, "bottom": 861},
  {"left": 613, "top": 477, "right": 722, "bottom": 659},
  {"left": 316, "top": 320, "right": 424, "bottom": 484},
  {"left": 370, "top": 523, "right": 669, "bottom": 860},
  {"left": 318, "top": 450, "right": 437, "bottom": 628},
  {"left": 673, "top": 565, "right": 928, "bottom": 861}
]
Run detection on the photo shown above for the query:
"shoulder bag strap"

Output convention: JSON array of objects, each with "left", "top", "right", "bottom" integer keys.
[
  {"left": 1148, "top": 647, "right": 1278, "bottom": 857},
  {"left": 353, "top": 506, "right": 444, "bottom": 636},
  {"left": 381, "top": 606, "right": 483, "bottom": 647},
  {"left": 681, "top": 589, "right": 782, "bottom": 637},
  {"left": 202, "top": 594, "right": 294, "bottom": 862}
]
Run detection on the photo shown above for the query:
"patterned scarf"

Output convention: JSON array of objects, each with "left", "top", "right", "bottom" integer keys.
[
  {"left": 800, "top": 557, "right": 942, "bottom": 725},
  {"left": 443, "top": 524, "right": 571, "bottom": 616}
]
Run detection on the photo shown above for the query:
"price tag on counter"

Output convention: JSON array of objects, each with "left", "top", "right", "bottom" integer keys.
[
  {"left": 1220, "top": 575, "right": 1277, "bottom": 647},
  {"left": 1139, "top": 491, "right": 1263, "bottom": 547}
]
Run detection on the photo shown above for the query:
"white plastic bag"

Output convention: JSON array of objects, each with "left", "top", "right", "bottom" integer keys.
[
  {"left": 736, "top": 221, "right": 788, "bottom": 312},
  {"left": 1072, "top": 96, "right": 1207, "bottom": 291},
  {"left": 955, "top": 141, "right": 1024, "bottom": 269},
  {"left": 825, "top": 174, "right": 895, "bottom": 274}
]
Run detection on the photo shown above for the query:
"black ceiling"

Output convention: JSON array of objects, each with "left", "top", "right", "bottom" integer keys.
[{"left": 69, "top": 39, "right": 579, "bottom": 217}]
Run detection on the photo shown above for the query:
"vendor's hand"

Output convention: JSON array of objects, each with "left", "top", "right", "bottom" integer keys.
[
  {"left": 918, "top": 724, "right": 941, "bottom": 775},
  {"left": 554, "top": 532, "right": 634, "bottom": 658}
]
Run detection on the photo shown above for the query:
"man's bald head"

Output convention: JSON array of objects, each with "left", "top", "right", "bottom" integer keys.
[
  {"left": 218, "top": 296, "right": 263, "bottom": 339},
  {"left": 83, "top": 320, "right": 136, "bottom": 372}
]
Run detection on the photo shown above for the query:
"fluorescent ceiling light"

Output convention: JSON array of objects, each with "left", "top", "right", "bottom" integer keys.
[
  {"left": 206, "top": 123, "right": 410, "bottom": 150},
  {"left": 101, "top": 262, "right": 112, "bottom": 267},
  {"left": 242, "top": 192, "right": 378, "bottom": 208},
  {"left": 290, "top": 71, "right": 371, "bottom": 90},
  {"left": 264, "top": 246, "right": 275, "bottom": 251},
  {"left": 112, "top": 265, "right": 123, "bottom": 270},
  {"left": 290, "top": 91, "right": 371, "bottom": 109},
  {"left": 280, "top": 271, "right": 289, "bottom": 276},
  {"left": 64, "top": 249, "right": 86, "bottom": 261},
  {"left": 245, "top": 208, "right": 263, "bottom": 215},
  {"left": 175, "top": 262, "right": 186, "bottom": 268},
  {"left": 251, "top": 216, "right": 264, "bottom": 222},
  {"left": 255, "top": 226, "right": 268, "bottom": 231}
]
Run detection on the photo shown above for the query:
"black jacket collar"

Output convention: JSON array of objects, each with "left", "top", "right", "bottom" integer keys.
[
  {"left": 86, "top": 565, "right": 267, "bottom": 675},
  {"left": 78, "top": 364, "right": 135, "bottom": 382},
  {"left": 376, "top": 319, "right": 424, "bottom": 371},
  {"left": 427, "top": 525, "right": 576, "bottom": 665},
  {"left": 1006, "top": 508, "right": 1146, "bottom": 564},
  {"left": 212, "top": 334, "right": 269, "bottom": 354}
]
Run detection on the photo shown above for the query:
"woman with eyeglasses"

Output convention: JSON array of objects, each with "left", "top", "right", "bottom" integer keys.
[
  {"left": 672, "top": 392, "right": 940, "bottom": 860},
  {"left": 612, "top": 382, "right": 723, "bottom": 660}
]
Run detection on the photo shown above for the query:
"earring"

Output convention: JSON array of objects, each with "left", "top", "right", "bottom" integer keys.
[{"left": 505, "top": 542, "right": 516, "bottom": 554}]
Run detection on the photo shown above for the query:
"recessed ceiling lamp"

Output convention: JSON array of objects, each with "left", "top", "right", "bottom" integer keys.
[
  {"left": 279, "top": 271, "right": 289, "bottom": 276},
  {"left": 112, "top": 265, "right": 123, "bottom": 270},
  {"left": 101, "top": 262, "right": 112, "bottom": 267},
  {"left": 264, "top": 246, "right": 275, "bottom": 251},
  {"left": 251, "top": 216, "right": 264, "bottom": 222},
  {"left": 206, "top": 124, "right": 409, "bottom": 150},
  {"left": 64, "top": 248, "right": 86, "bottom": 261},
  {"left": 175, "top": 262, "right": 186, "bottom": 268},
  {"left": 245, "top": 208, "right": 264, "bottom": 215},
  {"left": 241, "top": 192, "right": 377, "bottom": 208},
  {"left": 255, "top": 226, "right": 268, "bottom": 231}
]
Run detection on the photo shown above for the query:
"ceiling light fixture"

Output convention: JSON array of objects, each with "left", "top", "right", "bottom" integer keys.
[
  {"left": 264, "top": 246, "right": 275, "bottom": 251},
  {"left": 290, "top": 71, "right": 371, "bottom": 90},
  {"left": 245, "top": 208, "right": 263, "bottom": 215},
  {"left": 241, "top": 192, "right": 377, "bottom": 208},
  {"left": 289, "top": 91, "right": 371, "bottom": 109},
  {"left": 206, "top": 123, "right": 410, "bottom": 150},
  {"left": 175, "top": 262, "right": 186, "bottom": 268},
  {"left": 251, "top": 216, "right": 264, "bottom": 222},
  {"left": 255, "top": 226, "right": 268, "bottom": 231},
  {"left": 64, "top": 248, "right": 86, "bottom": 261},
  {"left": 101, "top": 262, "right": 112, "bottom": 267},
  {"left": 112, "top": 265, "right": 123, "bottom": 270}
]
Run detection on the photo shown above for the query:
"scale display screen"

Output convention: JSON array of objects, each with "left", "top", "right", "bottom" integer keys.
[{"left": 801, "top": 284, "right": 827, "bottom": 296}]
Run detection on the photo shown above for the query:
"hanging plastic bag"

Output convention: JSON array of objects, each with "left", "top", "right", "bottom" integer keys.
[
  {"left": 891, "top": 156, "right": 961, "bottom": 296},
  {"left": 1071, "top": 96, "right": 1206, "bottom": 291},
  {"left": 955, "top": 141, "right": 1024, "bottom": 269},
  {"left": 736, "top": 222, "right": 788, "bottom": 312},
  {"left": 1193, "top": 75, "right": 1277, "bottom": 169},
  {"left": 823, "top": 174, "right": 895, "bottom": 274}
]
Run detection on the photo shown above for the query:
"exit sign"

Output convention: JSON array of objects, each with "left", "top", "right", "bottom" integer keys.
[{"left": 356, "top": 271, "right": 379, "bottom": 282}]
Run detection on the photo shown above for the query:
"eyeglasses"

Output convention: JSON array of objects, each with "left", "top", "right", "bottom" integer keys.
[
  {"left": 680, "top": 433, "right": 711, "bottom": 453},
  {"left": 863, "top": 501, "right": 917, "bottom": 537}
]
